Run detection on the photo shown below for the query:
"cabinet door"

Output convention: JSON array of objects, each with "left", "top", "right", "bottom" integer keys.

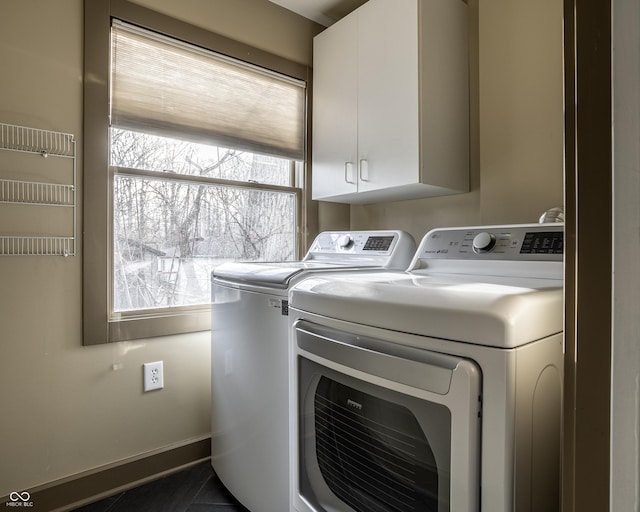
[
  {"left": 357, "top": 0, "right": 420, "bottom": 193},
  {"left": 312, "top": 12, "right": 358, "bottom": 200}
]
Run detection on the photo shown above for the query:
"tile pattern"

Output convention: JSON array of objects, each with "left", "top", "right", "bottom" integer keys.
[{"left": 72, "top": 461, "right": 248, "bottom": 512}]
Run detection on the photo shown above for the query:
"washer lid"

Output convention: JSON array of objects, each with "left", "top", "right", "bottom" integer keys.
[
  {"left": 212, "top": 230, "right": 416, "bottom": 288},
  {"left": 289, "top": 271, "right": 564, "bottom": 348},
  {"left": 213, "top": 261, "right": 347, "bottom": 287}
]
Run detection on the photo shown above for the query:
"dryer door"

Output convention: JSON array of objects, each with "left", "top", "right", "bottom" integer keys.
[{"left": 294, "top": 321, "right": 481, "bottom": 512}]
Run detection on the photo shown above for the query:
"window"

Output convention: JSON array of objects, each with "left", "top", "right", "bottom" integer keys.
[
  {"left": 110, "top": 21, "right": 304, "bottom": 312},
  {"left": 112, "top": 145, "right": 298, "bottom": 312},
  {"left": 84, "top": 1, "right": 309, "bottom": 344}
]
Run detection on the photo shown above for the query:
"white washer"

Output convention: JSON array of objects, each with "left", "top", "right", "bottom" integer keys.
[
  {"left": 210, "top": 230, "right": 416, "bottom": 512},
  {"left": 289, "top": 223, "right": 564, "bottom": 512}
]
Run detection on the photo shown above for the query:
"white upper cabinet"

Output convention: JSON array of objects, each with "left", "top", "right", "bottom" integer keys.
[{"left": 312, "top": 0, "right": 469, "bottom": 204}]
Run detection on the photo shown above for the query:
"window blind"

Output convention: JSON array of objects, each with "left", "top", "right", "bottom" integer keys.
[{"left": 110, "top": 20, "right": 306, "bottom": 160}]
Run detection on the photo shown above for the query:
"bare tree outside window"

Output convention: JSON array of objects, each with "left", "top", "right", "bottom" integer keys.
[{"left": 111, "top": 129, "right": 297, "bottom": 312}]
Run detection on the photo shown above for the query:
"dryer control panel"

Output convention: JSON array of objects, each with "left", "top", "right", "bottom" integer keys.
[{"left": 415, "top": 224, "right": 564, "bottom": 262}]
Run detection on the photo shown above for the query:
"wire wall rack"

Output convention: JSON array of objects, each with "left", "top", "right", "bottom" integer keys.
[
  {"left": 0, "top": 122, "right": 76, "bottom": 256},
  {"left": 0, "top": 236, "right": 76, "bottom": 257},
  {"left": 0, "top": 179, "right": 75, "bottom": 206}
]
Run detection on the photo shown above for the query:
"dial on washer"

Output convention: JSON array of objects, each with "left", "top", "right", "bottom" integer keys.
[
  {"left": 337, "top": 234, "right": 354, "bottom": 249},
  {"left": 472, "top": 232, "right": 496, "bottom": 253}
]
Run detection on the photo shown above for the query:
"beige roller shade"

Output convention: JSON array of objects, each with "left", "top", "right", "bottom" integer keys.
[{"left": 111, "top": 20, "right": 306, "bottom": 160}]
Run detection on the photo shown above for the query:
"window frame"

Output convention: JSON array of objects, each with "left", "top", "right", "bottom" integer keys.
[{"left": 83, "top": 0, "right": 310, "bottom": 345}]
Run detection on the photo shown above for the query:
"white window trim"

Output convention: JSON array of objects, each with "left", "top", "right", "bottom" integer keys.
[{"left": 83, "top": 0, "right": 310, "bottom": 345}]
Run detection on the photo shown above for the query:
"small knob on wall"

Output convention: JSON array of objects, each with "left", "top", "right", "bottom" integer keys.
[{"left": 472, "top": 232, "right": 496, "bottom": 253}]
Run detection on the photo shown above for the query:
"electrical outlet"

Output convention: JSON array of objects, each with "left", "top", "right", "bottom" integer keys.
[{"left": 143, "top": 361, "right": 164, "bottom": 392}]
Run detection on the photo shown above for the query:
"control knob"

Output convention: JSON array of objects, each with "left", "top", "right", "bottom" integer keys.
[
  {"left": 337, "top": 234, "right": 354, "bottom": 249},
  {"left": 472, "top": 232, "right": 496, "bottom": 253}
]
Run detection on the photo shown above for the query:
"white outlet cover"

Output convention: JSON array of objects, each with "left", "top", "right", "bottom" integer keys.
[{"left": 143, "top": 361, "right": 164, "bottom": 392}]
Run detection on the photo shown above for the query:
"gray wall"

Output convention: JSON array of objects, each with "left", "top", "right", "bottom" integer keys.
[{"left": 611, "top": 0, "right": 640, "bottom": 508}]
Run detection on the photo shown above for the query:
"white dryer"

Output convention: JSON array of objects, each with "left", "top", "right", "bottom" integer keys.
[
  {"left": 289, "top": 223, "right": 564, "bottom": 512},
  {"left": 210, "top": 230, "right": 416, "bottom": 512}
]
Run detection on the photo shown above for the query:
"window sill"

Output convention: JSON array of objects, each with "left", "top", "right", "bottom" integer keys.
[{"left": 108, "top": 307, "right": 211, "bottom": 342}]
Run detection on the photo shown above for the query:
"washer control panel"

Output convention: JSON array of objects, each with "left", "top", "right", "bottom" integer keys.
[
  {"left": 417, "top": 224, "right": 564, "bottom": 261},
  {"left": 305, "top": 230, "right": 416, "bottom": 269},
  {"left": 308, "top": 231, "right": 398, "bottom": 255}
]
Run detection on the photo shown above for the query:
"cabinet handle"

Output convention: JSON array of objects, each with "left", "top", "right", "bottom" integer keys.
[
  {"left": 359, "top": 159, "right": 369, "bottom": 182},
  {"left": 344, "top": 162, "right": 356, "bottom": 184}
]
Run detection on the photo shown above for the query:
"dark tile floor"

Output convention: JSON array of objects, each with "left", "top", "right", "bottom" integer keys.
[{"left": 72, "top": 461, "right": 248, "bottom": 512}]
